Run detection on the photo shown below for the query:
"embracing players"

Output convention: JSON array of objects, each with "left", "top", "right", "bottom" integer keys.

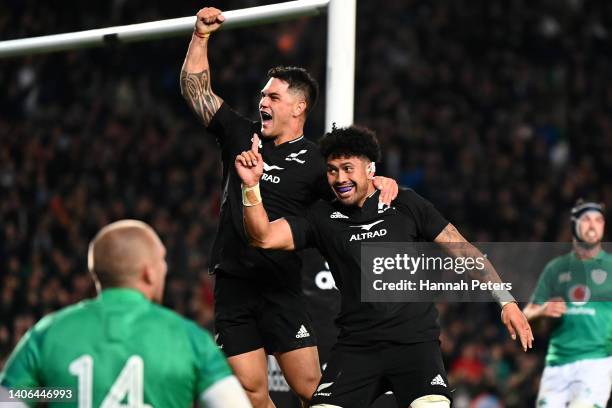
[
  {"left": 235, "top": 125, "right": 533, "bottom": 407},
  {"left": 180, "top": 6, "right": 398, "bottom": 407}
]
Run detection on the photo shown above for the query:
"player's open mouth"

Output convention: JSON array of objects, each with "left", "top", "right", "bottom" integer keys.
[
  {"left": 260, "top": 111, "right": 272, "bottom": 126},
  {"left": 334, "top": 183, "right": 354, "bottom": 196}
]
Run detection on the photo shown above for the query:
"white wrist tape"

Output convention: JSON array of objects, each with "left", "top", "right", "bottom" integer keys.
[{"left": 242, "top": 183, "right": 262, "bottom": 207}]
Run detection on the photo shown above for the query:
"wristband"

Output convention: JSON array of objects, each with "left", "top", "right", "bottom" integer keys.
[
  {"left": 194, "top": 31, "right": 210, "bottom": 39},
  {"left": 500, "top": 300, "right": 518, "bottom": 309},
  {"left": 492, "top": 289, "right": 516, "bottom": 308},
  {"left": 242, "top": 183, "right": 262, "bottom": 207}
]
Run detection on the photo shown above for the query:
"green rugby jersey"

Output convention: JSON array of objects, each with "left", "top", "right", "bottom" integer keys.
[
  {"left": 0, "top": 288, "right": 232, "bottom": 407},
  {"left": 531, "top": 250, "right": 612, "bottom": 366}
]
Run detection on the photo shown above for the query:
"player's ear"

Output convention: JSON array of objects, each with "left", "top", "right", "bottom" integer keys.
[
  {"left": 294, "top": 99, "right": 307, "bottom": 117},
  {"left": 142, "top": 263, "right": 155, "bottom": 287},
  {"left": 366, "top": 161, "right": 376, "bottom": 180}
]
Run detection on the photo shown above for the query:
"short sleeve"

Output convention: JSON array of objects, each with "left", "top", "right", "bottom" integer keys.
[
  {"left": 0, "top": 328, "right": 42, "bottom": 399},
  {"left": 285, "top": 212, "right": 318, "bottom": 250},
  {"left": 185, "top": 322, "right": 232, "bottom": 397},
  {"left": 207, "top": 103, "right": 258, "bottom": 153},
  {"left": 396, "top": 189, "right": 449, "bottom": 241},
  {"left": 530, "top": 262, "right": 555, "bottom": 304}
]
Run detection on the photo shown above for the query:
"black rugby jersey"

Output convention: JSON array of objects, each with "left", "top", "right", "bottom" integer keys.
[
  {"left": 286, "top": 188, "right": 449, "bottom": 347},
  {"left": 207, "top": 103, "right": 333, "bottom": 281}
]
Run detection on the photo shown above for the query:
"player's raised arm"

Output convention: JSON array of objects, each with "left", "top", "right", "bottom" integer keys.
[
  {"left": 434, "top": 223, "right": 534, "bottom": 351},
  {"left": 180, "top": 7, "right": 225, "bottom": 126},
  {"left": 235, "top": 135, "right": 296, "bottom": 250}
]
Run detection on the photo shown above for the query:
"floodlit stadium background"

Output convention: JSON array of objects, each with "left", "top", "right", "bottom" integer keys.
[{"left": 1, "top": 0, "right": 611, "bottom": 406}]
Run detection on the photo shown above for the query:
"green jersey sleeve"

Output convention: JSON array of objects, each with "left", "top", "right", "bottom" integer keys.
[
  {"left": 185, "top": 322, "right": 232, "bottom": 397},
  {"left": 531, "top": 261, "right": 556, "bottom": 304},
  {"left": 0, "top": 327, "right": 42, "bottom": 407}
]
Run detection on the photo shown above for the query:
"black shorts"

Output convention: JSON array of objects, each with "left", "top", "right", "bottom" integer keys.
[
  {"left": 213, "top": 271, "right": 317, "bottom": 357},
  {"left": 311, "top": 341, "right": 451, "bottom": 407}
]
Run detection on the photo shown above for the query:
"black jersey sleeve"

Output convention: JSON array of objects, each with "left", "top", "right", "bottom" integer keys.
[
  {"left": 285, "top": 211, "right": 318, "bottom": 250},
  {"left": 207, "top": 102, "right": 259, "bottom": 153},
  {"left": 395, "top": 188, "right": 449, "bottom": 241}
]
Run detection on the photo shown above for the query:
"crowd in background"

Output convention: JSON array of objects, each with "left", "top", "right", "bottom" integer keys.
[{"left": 1, "top": 0, "right": 611, "bottom": 406}]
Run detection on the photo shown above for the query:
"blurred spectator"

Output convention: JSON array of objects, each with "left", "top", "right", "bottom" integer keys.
[{"left": 1, "top": 0, "right": 611, "bottom": 405}]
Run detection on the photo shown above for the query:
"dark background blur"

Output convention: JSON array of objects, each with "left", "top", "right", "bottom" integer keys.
[{"left": 2, "top": 0, "right": 612, "bottom": 406}]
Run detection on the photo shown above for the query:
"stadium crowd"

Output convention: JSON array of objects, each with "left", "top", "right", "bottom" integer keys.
[{"left": 1, "top": 0, "right": 611, "bottom": 406}]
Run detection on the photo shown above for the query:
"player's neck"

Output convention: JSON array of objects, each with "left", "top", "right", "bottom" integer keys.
[
  {"left": 356, "top": 183, "right": 377, "bottom": 207},
  {"left": 274, "top": 122, "right": 304, "bottom": 146},
  {"left": 573, "top": 242, "right": 601, "bottom": 260}
]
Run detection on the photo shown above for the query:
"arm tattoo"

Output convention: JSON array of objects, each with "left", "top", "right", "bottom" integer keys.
[
  {"left": 438, "top": 224, "right": 461, "bottom": 243},
  {"left": 180, "top": 69, "right": 222, "bottom": 126},
  {"left": 437, "top": 224, "right": 502, "bottom": 282}
]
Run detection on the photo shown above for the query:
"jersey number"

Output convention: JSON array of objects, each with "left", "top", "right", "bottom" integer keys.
[{"left": 69, "top": 355, "right": 152, "bottom": 408}]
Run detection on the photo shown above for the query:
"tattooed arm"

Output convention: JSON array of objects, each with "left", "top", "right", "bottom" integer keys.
[
  {"left": 433, "top": 223, "right": 504, "bottom": 285},
  {"left": 434, "top": 223, "right": 534, "bottom": 350},
  {"left": 180, "top": 7, "right": 225, "bottom": 126}
]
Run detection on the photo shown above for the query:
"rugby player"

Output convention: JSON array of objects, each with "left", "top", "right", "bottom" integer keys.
[
  {"left": 0, "top": 220, "right": 251, "bottom": 407},
  {"left": 236, "top": 126, "right": 533, "bottom": 407},
  {"left": 524, "top": 200, "right": 612, "bottom": 408},
  {"left": 180, "top": 7, "right": 398, "bottom": 407}
]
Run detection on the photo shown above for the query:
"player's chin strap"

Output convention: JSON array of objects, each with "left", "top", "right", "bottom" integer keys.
[{"left": 570, "top": 201, "right": 604, "bottom": 242}]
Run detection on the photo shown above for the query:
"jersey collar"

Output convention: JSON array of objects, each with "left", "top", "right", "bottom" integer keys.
[
  {"left": 99, "top": 288, "right": 147, "bottom": 302},
  {"left": 336, "top": 189, "right": 381, "bottom": 217},
  {"left": 265, "top": 134, "right": 305, "bottom": 150},
  {"left": 571, "top": 248, "right": 606, "bottom": 262}
]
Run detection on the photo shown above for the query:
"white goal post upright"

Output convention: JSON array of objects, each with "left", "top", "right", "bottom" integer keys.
[
  {"left": 0, "top": 0, "right": 355, "bottom": 131},
  {"left": 325, "top": 0, "right": 356, "bottom": 132}
]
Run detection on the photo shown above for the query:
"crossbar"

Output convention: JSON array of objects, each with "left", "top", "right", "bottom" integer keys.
[
  {"left": 0, "top": 0, "right": 354, "bottom": 129},
  {"left": 0, "top": 0, "right": 329, "bottom": 58}
]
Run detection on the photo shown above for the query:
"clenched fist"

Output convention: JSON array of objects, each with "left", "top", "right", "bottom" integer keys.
[{"left": 195, "top": 7, "right": 225, "bottom": 36}]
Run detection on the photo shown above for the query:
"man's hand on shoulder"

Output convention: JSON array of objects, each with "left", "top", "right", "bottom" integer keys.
[{"left": 372, "top": 176, "right": 398, "bottom": 205}]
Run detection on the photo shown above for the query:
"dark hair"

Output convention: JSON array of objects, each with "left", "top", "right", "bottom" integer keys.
[
  {"left": 267, "top": 66, "right": 319, "bottom": 114},
  {"left": 319, "top": 125, "right": 381, "bottom": 162}
]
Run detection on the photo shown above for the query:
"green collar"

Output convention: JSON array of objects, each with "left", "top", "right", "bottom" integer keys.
[
  {"left": 99, "top": 287, "right": 147, "bottom": 302},
  {"left": 571, "top": 248, "right": 606, "bottom": 262}
]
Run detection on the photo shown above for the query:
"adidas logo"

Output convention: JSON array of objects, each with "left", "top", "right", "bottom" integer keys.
[
  {"left": 330, "top": 211, "right": 349, "bottom": 219},
  {"left": 295, "top": 325, "right": 310, "bottom": 339},
  {"left": 430, "top": 374, "right": 447, "bottom": 387}
]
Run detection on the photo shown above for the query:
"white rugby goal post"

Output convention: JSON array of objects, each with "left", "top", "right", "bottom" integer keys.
[{"left": 0, "top": 0, "right": 355, "bottom": 132}]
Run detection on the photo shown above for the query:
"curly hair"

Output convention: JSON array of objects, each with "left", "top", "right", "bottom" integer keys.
[
  {"left": 319, "top": 125, "right": 381, "bottom": 162},
  {"left": 267, "top": 66, "right": 319, "bottom": 114}
]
